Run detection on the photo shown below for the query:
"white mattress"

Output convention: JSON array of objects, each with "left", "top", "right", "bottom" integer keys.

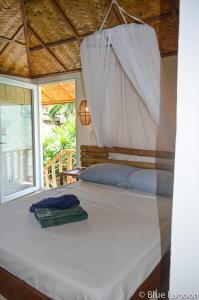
[{"left": 0, "top": 182, "right": 172, "bottom": 300}]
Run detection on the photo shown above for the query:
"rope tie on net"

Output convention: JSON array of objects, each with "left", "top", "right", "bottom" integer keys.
[{"left": 100, "top": 0, "right": 145, "bottom": 31}]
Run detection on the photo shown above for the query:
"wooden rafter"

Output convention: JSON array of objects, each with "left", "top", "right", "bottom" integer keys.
[
  {"left": 28, "top": 25, "right": 68, "bottom": 71},
  {"left": 30, "top": 45, "right": 177, "bottom": 80},
  {"left": 0, "top": 39, "right": 16, "bottom": 56},
  {"left": 0, "top": 0, "right": 178, "bottom": 78},
  {"left": 31, "top": 68, "right": 81, "bottom": 79},
  {"left": 31, "top": 71, "right": 67, "bottom": 79},
  {"left": 20, "top": 0, "right": 32, "bottom": 74},
  {"left": 0, "top": 36, "right": 25, "bottom": 46},
  {"left": 30, "top": 12, "right": 173, "bottom": 52},
  {"left": 0, "top": 25, "right": 24, "bottom": 55},
  {"left": 49, "top": 0, "right": 80, "bottom": 41},
  {"left": 30, "top": 36, "right": 82, "bottom": 51}
]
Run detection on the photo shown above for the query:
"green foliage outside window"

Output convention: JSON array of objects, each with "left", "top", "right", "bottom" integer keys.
[{"left": 42, "top": 103, "right": 76, "bottom": 166}]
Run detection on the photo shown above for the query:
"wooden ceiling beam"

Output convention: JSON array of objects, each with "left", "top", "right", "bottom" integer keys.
[
  {"left": 30, "top": 12, "right": 174, "bottom": 53},
  {"left": 31, "top": 47, "right": 177, "bottom": 79},
  {"left": 49, "top": 0, "right": 80, "bottom": 41},
  {"left": 30, "top": 35, "right": 88, "bottom": 52},
  {"left": 0, "top": 36, "right": 25, "bottom": 46},
  {"left": 0, "top": 25, "right": 24, "bottom": 55},
  {"left": 25, "top": 0, "right": 121, "bottom": 26},
  {"left": 20, "top": 0, "right": 32, "bottom": 75},
  {"left": 28, "top": 25, "right": 68, "bottom": 71},
  {"left": 9, "top": 25, "right": 24, "bottom": 42},
  {"left": 30, "top": 68, "right": 81, "bottom": 79},
  {"left": 31, "top": 45, "right": 177, "bottom": 80}
]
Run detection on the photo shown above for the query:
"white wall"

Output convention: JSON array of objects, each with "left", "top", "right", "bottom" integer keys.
[
  {"left": 170, "top": 0, "right": 199, "bottom": 297},
  {"left": 162, "top": 55, "right": 177, "bottom": 112}
]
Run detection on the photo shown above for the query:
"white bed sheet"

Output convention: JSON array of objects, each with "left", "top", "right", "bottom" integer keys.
[{"left": 0, "top": 182, "right": 172, "bottom": 300}]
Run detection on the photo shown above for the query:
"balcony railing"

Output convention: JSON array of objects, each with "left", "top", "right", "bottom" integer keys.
[
  {"left": 1, "top": 148, "right": 76, "bottom": 190},
  {"left": 43, "top": 149, "right": 76, "bottom": 188},
  {"left": 1, "top": 148, "right": 33, "bottom": 183}
]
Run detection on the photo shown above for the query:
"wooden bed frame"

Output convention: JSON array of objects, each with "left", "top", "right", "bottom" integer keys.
[
  {"left": 0, "top": 145, "right": 174, "bottom": 300},
  {"left": 80, "top": 145, "right": 174, "bottom": 171},
  {"left": 0, "top": 252, "right": 170, "bottom": 300}
]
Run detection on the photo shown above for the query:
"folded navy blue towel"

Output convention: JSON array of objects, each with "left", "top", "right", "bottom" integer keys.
[{"left": 30, "top": 194, "right": 80, "bottom": 213}]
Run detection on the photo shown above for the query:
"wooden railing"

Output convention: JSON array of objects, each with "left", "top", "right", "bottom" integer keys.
[{"left": 43, "top": 149, "right": 76, "bottom": 188}]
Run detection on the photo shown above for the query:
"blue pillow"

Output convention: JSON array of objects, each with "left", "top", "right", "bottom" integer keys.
[
  {"left": 80, "top": 163, "right": 138, "bottom": 186},
  {"left": 118, "top": 169, "right": 173, "bottom": 196}
]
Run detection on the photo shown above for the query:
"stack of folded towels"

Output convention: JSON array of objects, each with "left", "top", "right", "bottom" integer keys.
[{"left": 30, "top": 194, "right": 88, "bottom": 228}]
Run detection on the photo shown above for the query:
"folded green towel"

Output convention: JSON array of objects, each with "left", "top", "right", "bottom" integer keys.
[{"left": 34, "top": 205, "right": 88, "bottom": 228}]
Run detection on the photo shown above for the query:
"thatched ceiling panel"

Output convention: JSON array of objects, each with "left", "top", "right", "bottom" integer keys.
[
  {"left": 118, "top": 0, "right": 170, "bottom": 20},
  {"left": 0, "top": 0, "right": 22, "bottom": 38},
  {"left": 59, "top": 81, "right": 76, "bottom": 98},
  {"left": 16, "top": 31, "right": 25, "bottom": 44},
  {"left": 26, "top": 0, "right": 75, "bottom": 45},
  {"left": 29, "top": 31, "right": 41, "bottom": 48},
  {"left": 56, "top": 0, "right": 118, "bottom": 36},
  {"left": 0, "top": 43, "right": 29, "bottom": 76},
  {"left": 30, "top": 48, "right": 65, "bottom": 75},
  {"left": 0, "top": 40, "right": 7, "bottom": 52},
  {"left": 51, "top": 42, "right": 81, "bottom": 71},
  {"left": 0, "top": 0, "right": 179, "bottom": 78},
  {"left": 149, "top": 17, "right": 178, "bottom": 54},
  {"left": 41, "top": 80, "right": 75, "bottom": 105}
]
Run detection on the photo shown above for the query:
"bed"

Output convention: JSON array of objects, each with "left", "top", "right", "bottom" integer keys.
[{"left": 0, "top": 145, "right": 174, "bottom": 300}]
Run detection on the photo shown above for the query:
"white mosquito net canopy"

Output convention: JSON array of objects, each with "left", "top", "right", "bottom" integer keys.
[{"left": 80, "top": 23, "right": 176, "bottom": 151}]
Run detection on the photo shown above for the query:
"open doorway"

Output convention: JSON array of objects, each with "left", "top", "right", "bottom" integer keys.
[{"left": 40, "top": 80, "right": 76, "bottom": 189}]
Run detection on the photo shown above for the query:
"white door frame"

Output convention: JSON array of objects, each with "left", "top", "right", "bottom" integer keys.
[
  {"left": 0, "top": 76, "right": 43, "bottom": 203},
  {"left": 33, "top": 71, "right": 97, "bottom": 167}
]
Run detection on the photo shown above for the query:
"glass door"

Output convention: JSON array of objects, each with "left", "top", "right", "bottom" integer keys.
[{"left": 0, "top": 81, "right": 41, "bottom": 203}]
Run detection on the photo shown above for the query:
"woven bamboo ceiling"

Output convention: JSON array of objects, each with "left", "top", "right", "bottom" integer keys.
[
  {"left": 41, "top": 80, "right": 75, "bottom": 105},
  {"left": 0, "top": 0, "right": 179, "bottom": 79}
]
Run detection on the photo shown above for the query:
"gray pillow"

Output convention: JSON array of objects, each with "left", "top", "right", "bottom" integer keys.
[
  {"left": 118, "top": 169, "right": 173, "bottom": 196},
  {"left": 80, "top": 163, "right": 138, "bottom": 186}
]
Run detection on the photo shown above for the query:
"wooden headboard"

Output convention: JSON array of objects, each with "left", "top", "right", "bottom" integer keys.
[{"left": 80, "top": 145, "right": 174, "bottom": 171}]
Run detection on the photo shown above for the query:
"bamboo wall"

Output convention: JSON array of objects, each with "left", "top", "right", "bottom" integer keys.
[{"left": 0, "top": 84, "right": 32, "bottom": 105}]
